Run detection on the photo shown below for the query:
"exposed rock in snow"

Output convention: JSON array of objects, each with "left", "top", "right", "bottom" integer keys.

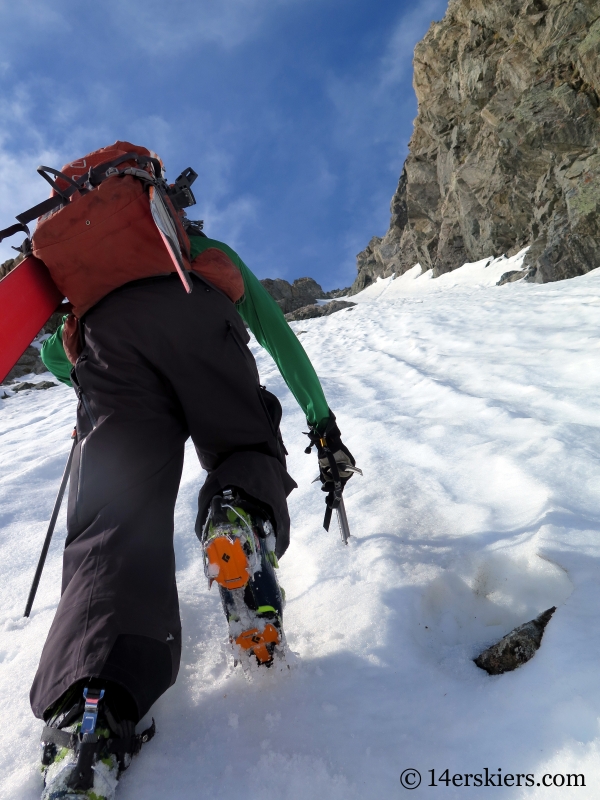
[
  {"left": 285, "top": 300, "right": 356, "bottom": 322},
  {"left": 260, "top": 277, "right": 326, "bottom": 314},
  {"left": 352, "top": 0, "right": 600, "bottom": 292},
  {"left": 474, "top": 607, "right": 556, "bottom": 675},
  {"left": 260, "top": 278, "right": 352, "bottom": 315},
  {"left": 497, "top": 269, "right": 526, "bottom": 286},
  {"left": 3, "top": 347, "right": 48, "bottom": 384},
  {"left": 11, "top": 381, "right": 57, "bottom": 393}
]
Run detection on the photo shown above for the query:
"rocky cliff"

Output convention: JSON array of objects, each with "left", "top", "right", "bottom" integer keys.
[
  {"left": 352, "top": 0, "right": 600, "bottom": 292},
  {"left": 260, "top": 276, "right": 350, "bottom": 313},
  {"left": 260, "top": 277, "right": 326, "bottom": 313}
]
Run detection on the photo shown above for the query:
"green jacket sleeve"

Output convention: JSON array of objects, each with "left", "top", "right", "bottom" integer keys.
[
  {"left": 236, "top": 261, "right": 330, "bottom": 431},
  {"left": 191, "top": 237, "right": 330, "bottom": 431},
  {"left": 40, "top": 319, "right": 72, "bottom": 386}
]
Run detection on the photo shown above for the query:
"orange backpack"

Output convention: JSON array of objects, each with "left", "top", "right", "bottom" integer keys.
[{"left": 0, "top": 141, "right": 244, "bottom": 317}]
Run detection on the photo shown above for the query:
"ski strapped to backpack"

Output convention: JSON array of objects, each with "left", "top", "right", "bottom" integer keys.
[{"left": 0, "top": 142, "right": 219, "bottom": 323}]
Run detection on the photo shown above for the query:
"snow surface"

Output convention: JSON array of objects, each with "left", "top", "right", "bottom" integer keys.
[{"left": 2, "top": 255, "right": 600, "bottom": 798}]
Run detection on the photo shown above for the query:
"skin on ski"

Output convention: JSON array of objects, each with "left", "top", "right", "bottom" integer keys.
[{"left": 0, "top": 255, "right": 63, "bottom": 382}]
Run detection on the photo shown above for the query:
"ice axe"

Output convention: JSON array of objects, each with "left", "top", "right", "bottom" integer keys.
[{"left": 307, "top": 434, "right": 362, "bottom": 545}]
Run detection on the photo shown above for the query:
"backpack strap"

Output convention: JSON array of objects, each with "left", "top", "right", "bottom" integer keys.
[
  {"left": 37, "top": 166, "right": 86, "bottom": 199},
  {"left": 0, "top": 221, "right": 31, "bottom": 242},
  {"left": 0, "top": 152, "right": 158, "bottom": 246},
  {"left": 0, "top": 195, "right": 67, "bottom": 244}
]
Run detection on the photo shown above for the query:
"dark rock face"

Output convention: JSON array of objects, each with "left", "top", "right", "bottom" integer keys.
[
  {"left": 474, "top": 606, "right": 556, "bottom": 675},
  {"left": 260, "top": 277, "right": 326, "bottom": 314},
  {"left": 0, "top": 257, "right": 20, "bottom": 280},
  {"left": 497, "top": 269, "right": 526, "bottom": 285},
  {"left": 352, "top": 0, "right": 600, "bottom": 292},
  {"left": 285, "top": 300, "right": 357, "bottom": 322},
  {"left": 4, "top": 346, "right": 48, "bottom": 383},
  {"left": 323, "top": 286, "right": 352, "bottom": 299}
]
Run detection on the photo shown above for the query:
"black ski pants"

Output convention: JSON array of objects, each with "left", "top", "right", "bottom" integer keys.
[{"left": 30, "top": 274, "right": 296, "bottom": 721}]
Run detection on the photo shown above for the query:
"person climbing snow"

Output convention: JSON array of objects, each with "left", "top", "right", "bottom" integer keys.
[{"left": 21, "top": 142, "right": 357, "bottom": 799}]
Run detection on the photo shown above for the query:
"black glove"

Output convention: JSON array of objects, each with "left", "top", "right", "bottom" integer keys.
[
  {"left": 308, "top": 412, "right": 357, "bottom": 486},
  {"left": 305, "top": 411, "right": 360, "bottom": 530},
  {"left": 304, "top": 409, "right": 362, "bottom": 531}
]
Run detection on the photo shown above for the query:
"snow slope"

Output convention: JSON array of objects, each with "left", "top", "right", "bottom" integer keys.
[{"left": 2, "top": 257, "right": 600, "bottom": 798}]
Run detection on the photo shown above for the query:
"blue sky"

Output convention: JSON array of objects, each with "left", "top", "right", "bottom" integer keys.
[{"left": 0, "top": 0, "right": 448, "bottom": 289}]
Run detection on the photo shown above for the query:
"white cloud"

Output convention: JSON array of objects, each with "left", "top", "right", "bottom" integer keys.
[
  {"left": 0, "top": 0, "right": 71, "bottom": 37},
  {"left": 110, "top": 0, "right": 298, "bottom": 50},
  {"left": 0, "top": 83, "right": 115, "bottom": 263},
  {"left": 379, "top": 0, "right": 448, "bottom": 89},
  {"left": 0, "top": 81, "right": 255, "bottom": 264},
  {"left": 0, "top": 0, "right": 306, "bottom": 73},
  {"left": 0, "top": 121, "right": 65, "bottom": 263},
  {"left": 326, "top": 0, "right": 448, "bottom": 143},
  {"left": 198, "top": 194, "right": 259, "bottom": 251},
  {"left": 320, "top": 0, "right": 449, "bottom": 277}
]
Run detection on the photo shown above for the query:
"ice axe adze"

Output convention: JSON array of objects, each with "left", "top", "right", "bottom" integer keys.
[{"left": 24, "top": 429, "right": 76, "bottom": 618}]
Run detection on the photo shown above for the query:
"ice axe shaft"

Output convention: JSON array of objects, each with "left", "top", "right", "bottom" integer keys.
[
  {"left": 24, "top": 431, "right": 76, "bottom": 618},
  {"left": 336, "top": 496, "right": 351, "bottom": 545}
]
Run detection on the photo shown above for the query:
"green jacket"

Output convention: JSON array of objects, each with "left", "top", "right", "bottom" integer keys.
[{"left": 41, "top": 235, "right": 330, "bottom": 431}]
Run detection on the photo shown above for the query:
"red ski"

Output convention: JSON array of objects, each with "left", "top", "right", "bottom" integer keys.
[{"left": 0, "top": 256, "right": 63, "bottom": 383}]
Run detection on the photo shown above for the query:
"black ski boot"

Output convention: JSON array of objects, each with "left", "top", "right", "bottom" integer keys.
[
  {"left": 201, "top": 489, "right": 286, "bottom": 669},
  {"left": 40, "top": 681, "right": 155, "bottom": 799}
]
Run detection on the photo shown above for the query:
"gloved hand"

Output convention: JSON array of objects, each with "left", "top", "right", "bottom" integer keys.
[
  {"left": 305, "top": 410, "right": 361, "bottom": 533},
  {"left": 319, "top": 448, "right": 355, "bottom": 482},
  {"left": 305, "top": 410, "right": 359, "bottom": 489}
]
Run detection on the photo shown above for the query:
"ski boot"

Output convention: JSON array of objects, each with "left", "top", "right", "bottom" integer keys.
[
  {"left": 201, "top": 489, "right": 286, "bottom": 670},
  {"left": 40, "top": 681, "right": 155, "bottom": 800}
]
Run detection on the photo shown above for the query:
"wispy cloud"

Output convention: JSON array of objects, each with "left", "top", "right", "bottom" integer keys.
[
  {"left": 0, "top": 82, "right": 251, "bottom": 264},
  {"left": 199, "top": 195, "right": 260, "bottom": 251},
  {"left": 379, "top": 0, "right": 447, "bottom": 89},
  {"left": 320, "top": 0, "right": 448, "bottom": 281},
  {"left": 0, "top": 104, "right": 65, "bottom": 263},
  {"left": 0, "top": 0, "right": 301, "bottom": 52},
  {"left": 0, "top": 84, "right": 113, "bottom": 263},
  {"left": 112, "top": 0, "right": 288, "bottom": 49},
  {"left": 0, "top": 0, "right": 71, "bottom": 37},
  {"left": 326, "top": 0, "right": 448, "bottom": 153},
  {"left": 0, "top": 0, "right": 452, "bottom": 288}
]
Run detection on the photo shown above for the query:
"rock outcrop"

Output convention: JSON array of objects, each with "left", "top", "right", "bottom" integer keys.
[
  {"left": 3, "top": 346, "right": 48, "bottom": 384},
  {"left": 260, "top": 277, "right": 326, "bottom": 314},
  {"left": 0, "top": 257, "right": 21, "bottom": 280},
  {"left": 285, "top": 300, "right": 357, "bottom": 322},
  {"left": 352, "top": 0, "right": 600, "bottom": 292}
]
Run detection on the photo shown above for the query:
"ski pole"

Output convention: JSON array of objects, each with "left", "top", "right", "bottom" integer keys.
[{"left": 24, "top": 429, "right": 77, "bottom": 618}]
